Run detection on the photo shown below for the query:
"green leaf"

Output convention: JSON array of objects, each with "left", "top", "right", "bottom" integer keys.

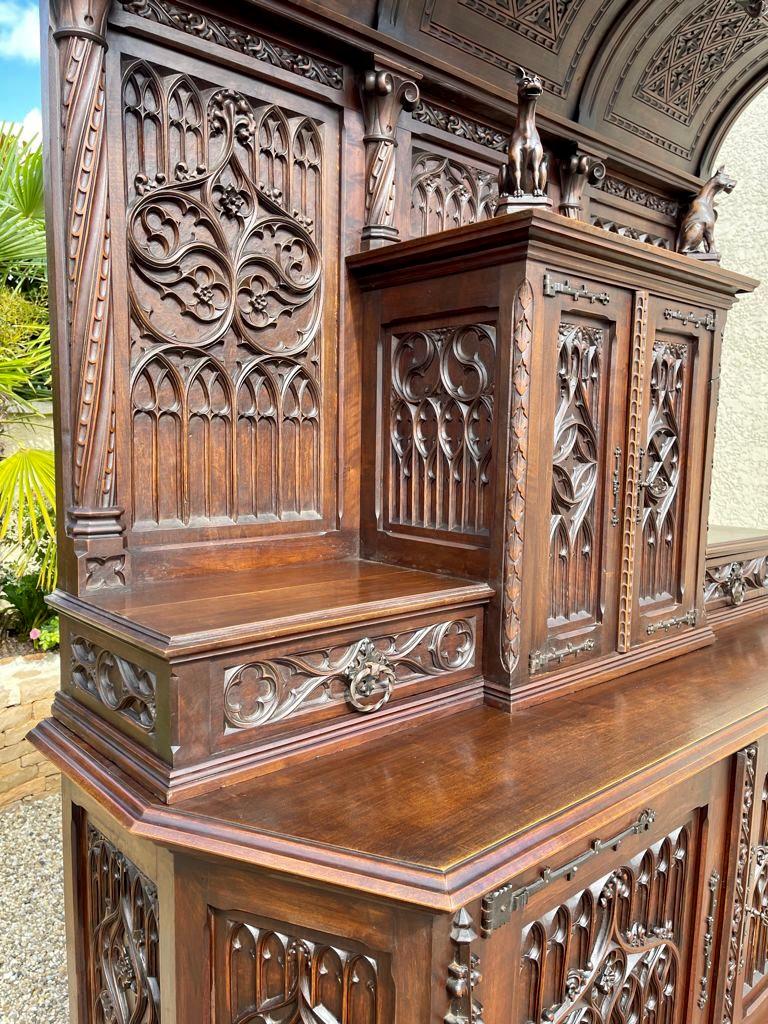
[{"left": 0, "top": 447, "right": 56, "bottom": 544}]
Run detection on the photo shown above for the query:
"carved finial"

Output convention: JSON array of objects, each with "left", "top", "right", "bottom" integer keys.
[
  {"left": 496, "top": 67, "right": 552, "bottom": 215},
  {"left": 676, "top": 165, "right": 736, "bottom": 262},
  {"left": 360, "top": 63, "right": 420, "bottom": 249},
  {"left": 445, "top": 909, "right": 483, "bottom": 1024},
  {"left": 558, "top": 149, "right": 606, "bottom": 220}
]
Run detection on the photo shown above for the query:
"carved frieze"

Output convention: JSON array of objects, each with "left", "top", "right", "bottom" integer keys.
[
  {"left": 411, "top": 101, "right": 507, "bottom": 152},
  {"left": 705, "top": 556, "right": 768, "bottom": 607},
  {"left": 389, "top": 325, "right": 495, "bottom": 537},
  {"left": 223, "top": 617, "right": 477, "bottom": 730},
  {"left": 86, "top": 824, "right": 160, "bottom": 1024},
  {"left": 500, "top": 281, "right": 533, "bottom": 675},
  {"left": 360, "top": 66, "right": 420, "bottom": 248},
  {"left": 591, "top": 217, "right": 672, "bottom": 250},
  {"left": 518, "top": 822, "right": 689, "bottom": 1023},
  {"left": 120, "top": 0, "right": 343, "bottom": 88},
  {"left": 597, "top": 175, "right": 680, "bottom": 218},
  {"left": 123, "top": 64, "right": 327, "bottom": 527},
  {"left": 71, "top": 636, "right": 157, "bottom": 731},
  {"left": 223, "top": 915, "right": 381, "bottom": 1024},
  {"left": 410, "top": 151, "right": 497, "bottom": 237}
]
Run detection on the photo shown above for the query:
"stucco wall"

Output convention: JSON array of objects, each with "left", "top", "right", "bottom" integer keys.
[{"left": 709, "top": 88, "right": 768, "bottom": 530}]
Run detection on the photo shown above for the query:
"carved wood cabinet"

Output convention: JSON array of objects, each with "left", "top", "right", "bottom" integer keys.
[{"left": 29, "top": 1, "right": 768, "bottom": 1023}]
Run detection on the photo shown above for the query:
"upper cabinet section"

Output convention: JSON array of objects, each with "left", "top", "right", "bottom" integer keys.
[{"left": 349, "top": 210, "right": 757, "bottom": 707}]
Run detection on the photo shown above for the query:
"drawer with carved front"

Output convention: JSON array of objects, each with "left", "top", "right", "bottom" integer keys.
[{"left": 211, "top": 608, "right": 484, "bottom": 749}]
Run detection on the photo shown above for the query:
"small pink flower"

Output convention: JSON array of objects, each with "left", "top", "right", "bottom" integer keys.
[{"left": 29, "top": 628, "right": 41, "bottom": 641}]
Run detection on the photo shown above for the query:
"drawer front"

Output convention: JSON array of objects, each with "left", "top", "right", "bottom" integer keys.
[{"left": 210, "top": 607, "right": 484, "bottom": 752}]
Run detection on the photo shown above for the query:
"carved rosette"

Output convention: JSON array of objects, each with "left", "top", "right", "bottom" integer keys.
[
  {"left": 360, "top": 66, "right": 420, "bottom": 249},
  {"left": 53, "top": 0, "right": 128, "bottom": 589},
  {"left": 87, "top": 824, "right": 160, "bottom": 1024},
  {"left": 500, "top": 280, "right": 533, "bottom": 675}
]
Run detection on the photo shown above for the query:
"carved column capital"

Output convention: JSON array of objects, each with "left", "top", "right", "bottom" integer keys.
[
  {"left": 558, "top": 149, "right": 606, "bottom": 220},
  {"left": 51, "top": 0, "right": 114, "bottom": 42},
  {"left": 359, "top": 61, "right": 420, "bottom": 249}
]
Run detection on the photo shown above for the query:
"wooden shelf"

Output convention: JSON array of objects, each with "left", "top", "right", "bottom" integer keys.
[{"left": 47, "top": 559, "right": 493, "bottom": 657}]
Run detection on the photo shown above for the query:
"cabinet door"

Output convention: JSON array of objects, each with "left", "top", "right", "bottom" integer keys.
[
  {"left": 528, "top": 272, "right": 632, "bottom": 677},
  {"left": 629, "top": 296, "right": 714, "bottom": 645},
  {"left": 496, "top": 774, "right": 725, "bottom": 1024}
]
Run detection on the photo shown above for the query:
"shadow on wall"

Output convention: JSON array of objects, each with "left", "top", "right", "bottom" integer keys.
[{"left": 710, "top": 87, "right": 768, "bottom": 531}]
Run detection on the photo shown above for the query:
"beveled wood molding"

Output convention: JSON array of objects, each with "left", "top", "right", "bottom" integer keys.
[{"left": 347, "top": 209, "right": 758, "bottom": 303}]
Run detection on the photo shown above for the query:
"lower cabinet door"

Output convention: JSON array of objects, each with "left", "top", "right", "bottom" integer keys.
[{"left": 479, "top": 770, "right": 729, "bottom": 1024}]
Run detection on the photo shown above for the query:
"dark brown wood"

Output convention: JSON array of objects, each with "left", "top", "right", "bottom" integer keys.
[{"left": 33, "top": 1, "right": 768, "bottom": 1022}]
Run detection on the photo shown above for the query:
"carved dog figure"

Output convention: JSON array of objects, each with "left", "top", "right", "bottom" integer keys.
[
  {"left": 499, "top": 67, "right": 548, "bottom": 199},
  {"left": 677, "top": 166, "right": 736, "bottom": 258}
]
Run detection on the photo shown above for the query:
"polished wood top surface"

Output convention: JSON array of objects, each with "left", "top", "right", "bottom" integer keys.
[
  {"left": 180, "top": 614, "right": 768, "bottom": 866},
  {"left": 32, "top": 614, "right": 768, "bottom": 907},
  {"left": 48, "top": 560, "right": 492, "bottom": 656}
]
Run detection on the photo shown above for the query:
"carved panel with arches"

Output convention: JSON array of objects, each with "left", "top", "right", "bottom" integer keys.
[{"left": 122, "top": 58, "right": 335, "bottom": 533}]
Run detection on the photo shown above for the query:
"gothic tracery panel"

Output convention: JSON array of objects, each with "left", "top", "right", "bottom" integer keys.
[
  {"left": 218, "top": 912, "right": 382, "bottom": 1024},
  {"left": 638, "top": 341, "right": 692, "bottom": 606},
  {"left": 744, "top": 771, "right": 768, "bottom": 993},
  {"left": 549, "top": 321, "right": 605, "bottom": 627},
  {"left": 123, "top": 60, "right": 329, "bottom": 530},
  {"left": 519, "top": 824, "right": 691, "bottom": 1023},
  {"left": 387, "top": 324, "right": 496, "bottom": 538},
  {"left": 86, "top": 824, "right": 160, "bottom": 1024},
  {"left": 410, "top": 151, "right": 497, "bottom": 237}
]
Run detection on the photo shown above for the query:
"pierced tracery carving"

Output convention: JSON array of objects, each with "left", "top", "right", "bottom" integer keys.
[
  {"left": 71, "top": 636, "right": 157, "bottom": 732},
  {"left": 744, "top": 771, "right": 768, "bottom": 993},
  {"left": 389, "top": 325, "right": 495, "bottom": 537},
  {"left": 123, "top": 64, "right": 326, "bottom": 527},
  {"left": 549, "top": 322, "right": 604, "bottom": 628},
  {"left": 638, "top": 341, "right": 691, "bottom": 605},
  {"left": 87, "top": 824, "right": 160, "bottom": 1024},
  {"left": 705, "top": 557, "right": 768, "bottom": 607},
  {"left": 410, "top": 151, "right": 497, "bottom": 237},
  {"left": 519, "top": 825, "right": 690, "bottom": 1024},
  {"left": 223, "top": 914, "right": 381, "bottom": 1024},
  {"left": 223, "top": 617, "right": 477, "bottom": 729}
]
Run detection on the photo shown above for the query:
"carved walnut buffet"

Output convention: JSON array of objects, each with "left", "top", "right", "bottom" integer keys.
[{"left": 29, "top": 1, "right": 768, "bottom": 1023}]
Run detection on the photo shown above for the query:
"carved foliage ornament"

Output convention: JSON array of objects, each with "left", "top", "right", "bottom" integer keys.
[
  {"left": 87, "top": 824, "right": 160, "bottom": 1024},
  {"left": 71, "top": 636, "right": 158, "bottom": 731},
  {"left": 390, "top": 325, "right": 495, "bottom": 536},
  {"left": 705, "top": 557, "right": 768, "bottom": 607},
  {"left": 558, "top": 151, "right": 606, "bottom": 220},
  {"left": 500, "top": 280, "right": 532, "bottom": 675},
  {"left": 121, "top": 0, "right": 343, "bottom": 88},
  {"left": 225, "top": 916, "right": 380, "bottom": 1024},
  {"left": 124, "top": 65, "right": 325, "bottom": 527},
  {"left": 360, "top": 68, "right": 420, "bottom": 247},
  {"left": 411, "top": 100, "right": 507, "bottom": 152},
  {"left": 223, "top": 618, "right": 476, "bottom": 730}
]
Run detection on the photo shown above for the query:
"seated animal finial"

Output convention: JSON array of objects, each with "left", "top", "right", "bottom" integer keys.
[
  {"left": 496, "top": 66, "right": 552, "bottom": 215},
  {"left": 677, "top": 165, "right": 736, "bottom": 262}
]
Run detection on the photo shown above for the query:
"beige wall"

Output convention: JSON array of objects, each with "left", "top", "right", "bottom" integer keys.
[{"left": 709, "top": 88, "right": 768, "bottom": 530}]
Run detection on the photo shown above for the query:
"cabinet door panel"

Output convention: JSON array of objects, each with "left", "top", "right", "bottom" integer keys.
[
  {"left": 631, "top": 298, "right": 713, "bottom": 645},
  {"left": 529, "top": 273, "right": 632, "bottom": 677}
]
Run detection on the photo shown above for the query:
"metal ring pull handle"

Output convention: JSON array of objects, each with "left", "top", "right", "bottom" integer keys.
[{"left": 344, "top": 639, "right": 395, "bottom": 713}]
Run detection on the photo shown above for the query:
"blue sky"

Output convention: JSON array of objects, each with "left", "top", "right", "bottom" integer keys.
[{"left": 0, "top": 1, "right": 42, "bottom": 136}]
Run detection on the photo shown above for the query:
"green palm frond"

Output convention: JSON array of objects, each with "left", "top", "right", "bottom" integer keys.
[
  {"left": 0, "top": 124, "right": 47, "bottom": 285},
  {"left": 0, "top": 447, "right": 56, "bottom": 545}
]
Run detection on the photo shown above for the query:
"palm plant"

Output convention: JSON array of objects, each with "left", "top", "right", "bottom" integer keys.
[{"left": 0, "top": 125, "right": 57, "bottom": 594}]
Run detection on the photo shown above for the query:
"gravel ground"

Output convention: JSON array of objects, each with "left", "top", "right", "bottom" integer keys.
[{"left": 0, "top": 795, "right": 68, "bottom": 1024}]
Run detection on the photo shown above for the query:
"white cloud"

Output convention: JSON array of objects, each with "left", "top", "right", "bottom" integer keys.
[
  {"left": 0, "top": 2, "right": 39, "bottom": 62},
  {"left": 20, "top": 106, "right": 41, "bottom": 141}
]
